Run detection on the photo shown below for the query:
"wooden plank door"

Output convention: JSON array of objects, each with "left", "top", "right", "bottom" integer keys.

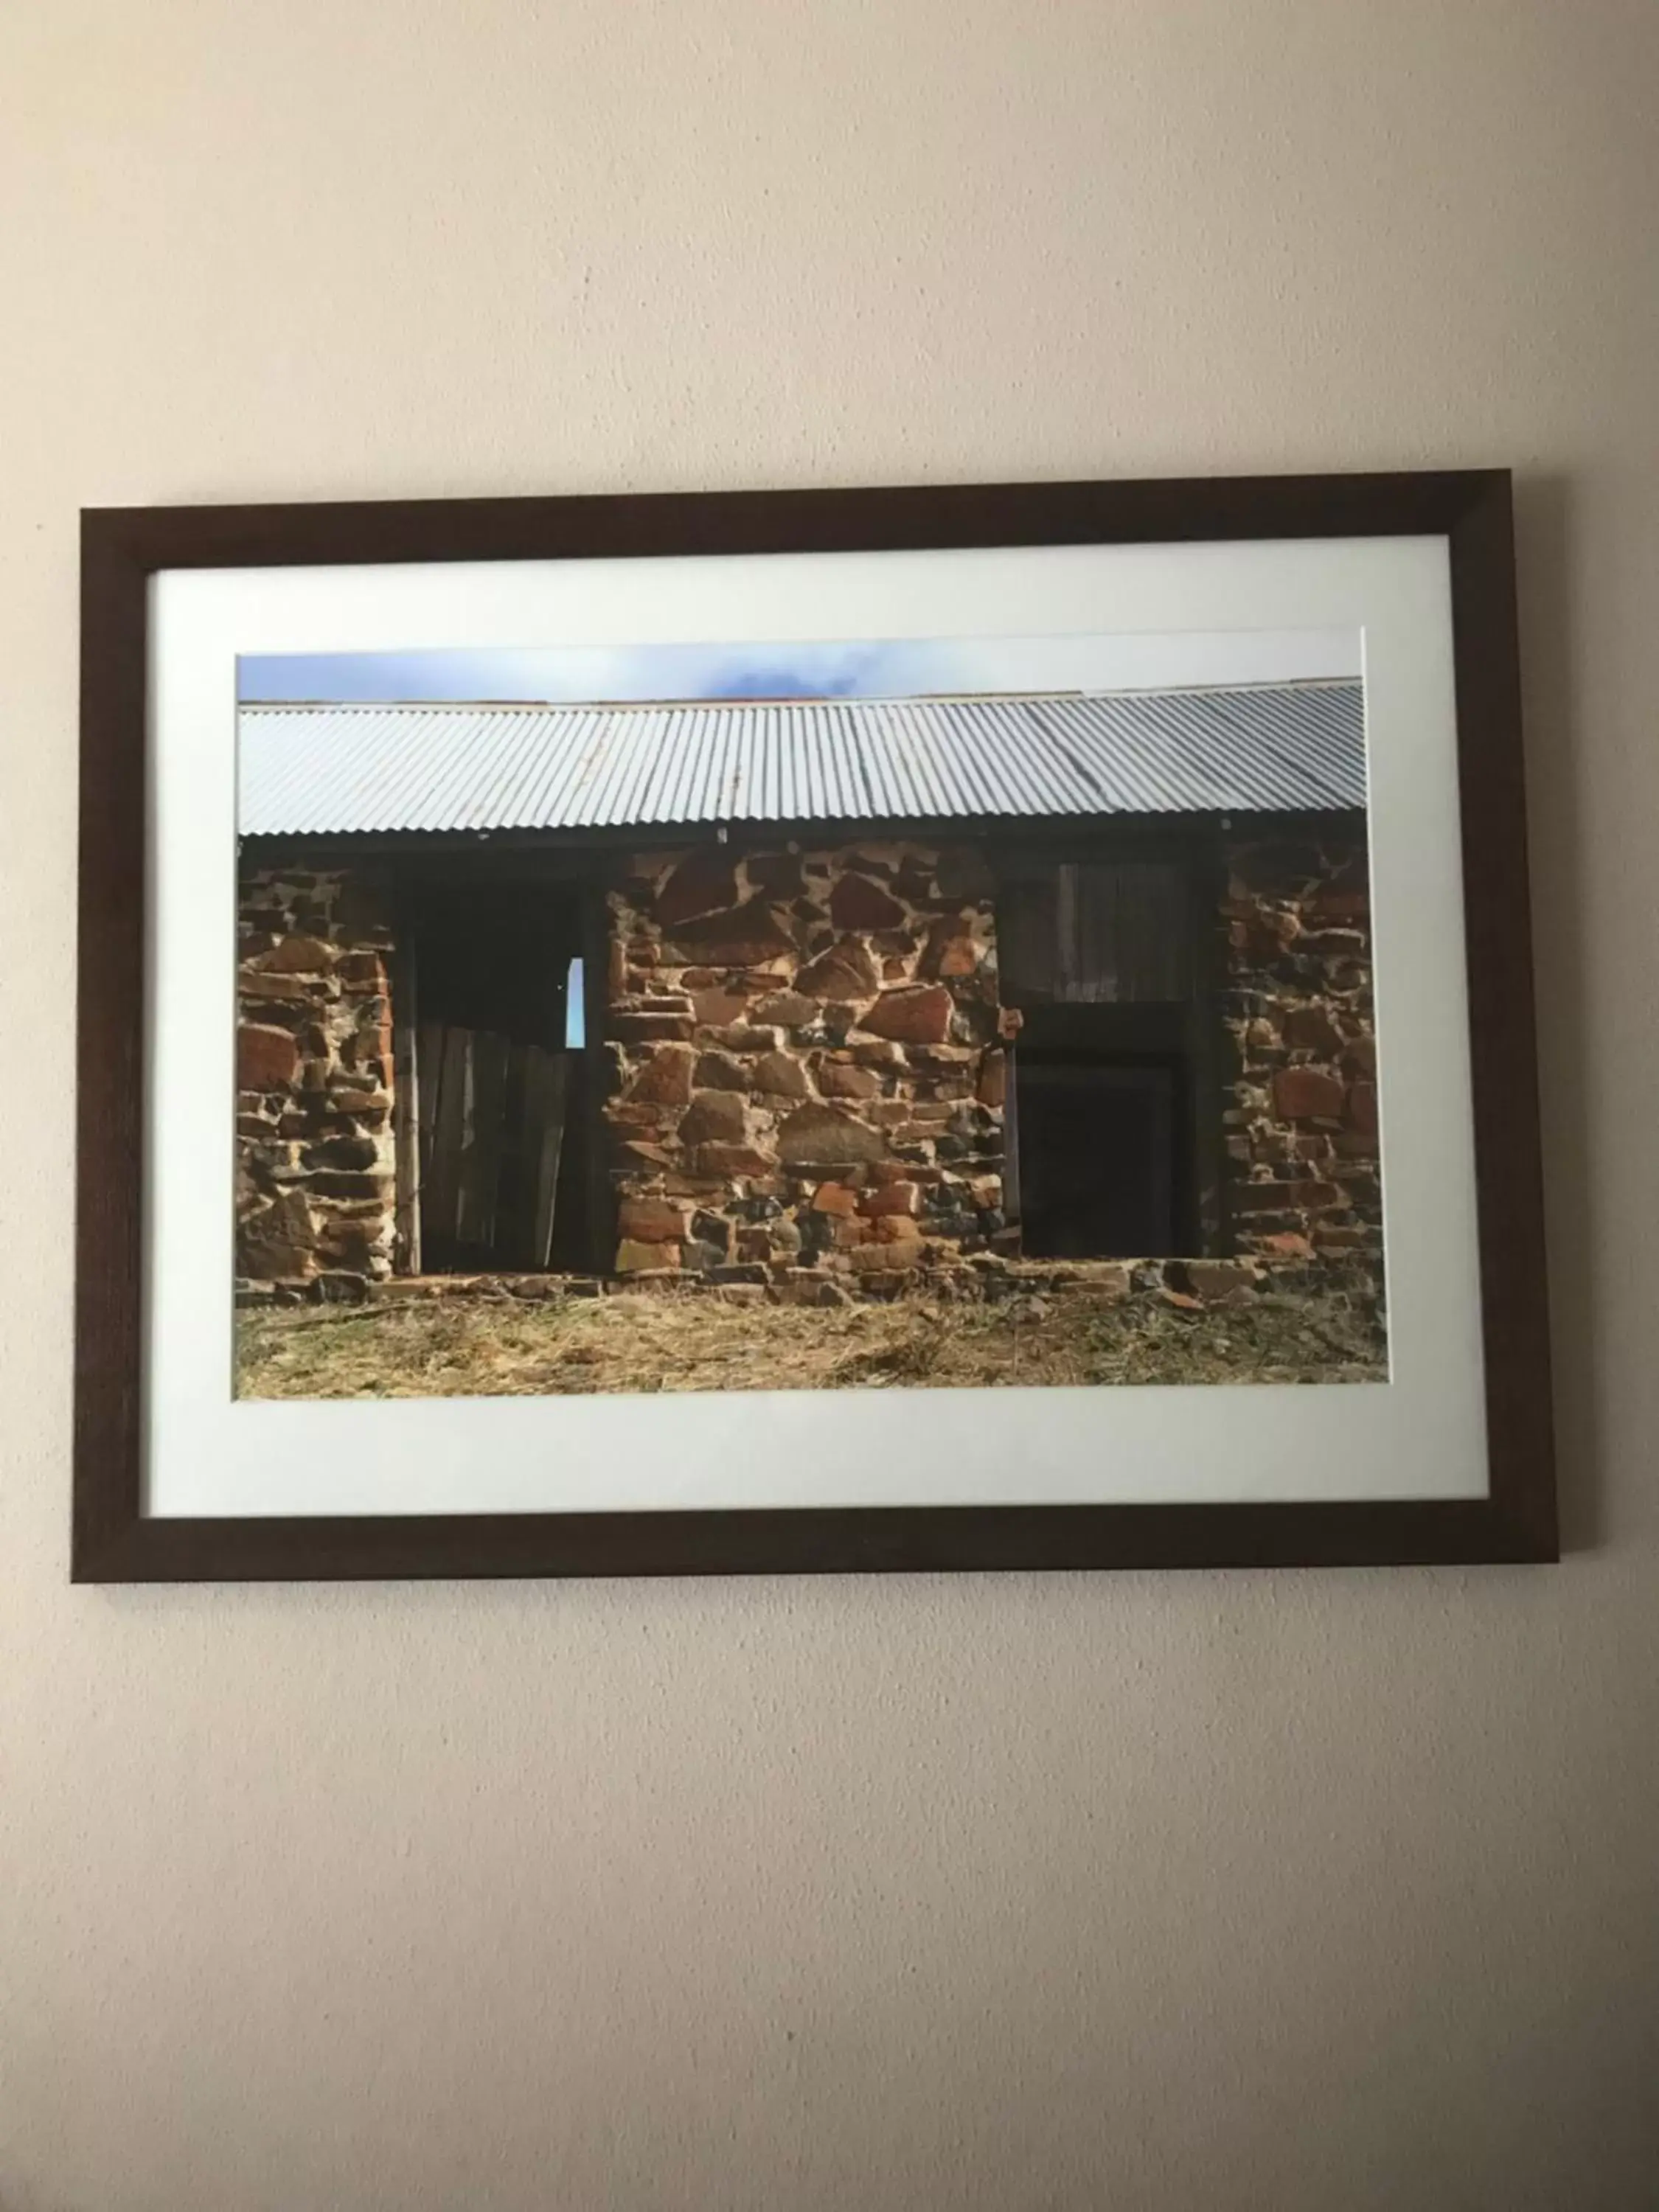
[
  {"left": 524, "top": 1046, "right": 570, "bottom": 1268},
  {"left": 416, "top": 1023, "right": 572, "bottom": 1271}
]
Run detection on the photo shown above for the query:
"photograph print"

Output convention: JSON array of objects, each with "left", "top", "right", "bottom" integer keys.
[{"left": 233, "top": 627, "right": 1385, "bottom": 1402}]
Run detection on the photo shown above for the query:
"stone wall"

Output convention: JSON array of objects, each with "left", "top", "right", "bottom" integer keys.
[
  {"left": 1220, "top": 831, "right": 1381, "bottom": 1262},
  {"left": 604, "top": 830, "right": 1380, "bottom": 1296},
  {"left": 235, "top": 866, "right": 399, "bottom": 1299},
  {"left": 601, "top": 841, "right": 1009, "bottom": 1297},
  {"left": 230, "top": 827, "right": 1380, "bottom": 1305}
]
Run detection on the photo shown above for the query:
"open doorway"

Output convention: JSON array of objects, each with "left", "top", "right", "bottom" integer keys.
[
  {"left": 998, "top": 852, "right": 1211, "bottom": 1261},
  {"left": 397, "top": 877, "right": 597, "bottom": 1273},
  {"left": 1013, "top": 1051, "right": 1189, "bottom": 1258}
]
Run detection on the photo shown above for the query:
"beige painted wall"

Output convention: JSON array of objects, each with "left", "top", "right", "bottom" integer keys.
[{"left": 2, "top": 4, "right": 1656, "bottom": 2206}]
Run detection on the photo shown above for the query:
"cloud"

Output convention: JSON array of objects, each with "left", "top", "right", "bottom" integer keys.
[{"left": 239, "top": 630, "right": 1360, "bottom": 703}]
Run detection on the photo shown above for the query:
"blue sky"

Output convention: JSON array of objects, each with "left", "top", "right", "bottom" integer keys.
[{"left": 238, "top": 631, "right": 1360, "bottom": 704}]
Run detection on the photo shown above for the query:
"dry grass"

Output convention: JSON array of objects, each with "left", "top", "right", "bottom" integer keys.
[{"left": 236, "top": 1282, "right": 1387, "bottom": 1400}]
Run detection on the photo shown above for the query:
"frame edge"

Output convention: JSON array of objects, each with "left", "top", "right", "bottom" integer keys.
[
  {"left": 71, "top": 469, "right": 1559, "bottom": 1579},
  {"left": 73, "top": 512, "right": 150, "bottom": 1582},
  {"left": 1445, "top": 470, "right": 1559, "bottom": 1561}
]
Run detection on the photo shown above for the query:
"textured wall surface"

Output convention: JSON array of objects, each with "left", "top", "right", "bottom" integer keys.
[
  {"left": 237, "top": 866, "right": 400, "bottom": 1293},
  {"left": 605, "top": 837, "right": 1007, "bottom": 1284},
  {"left": 1, "top": 4, "right": 1656, "bottom": 2207}
]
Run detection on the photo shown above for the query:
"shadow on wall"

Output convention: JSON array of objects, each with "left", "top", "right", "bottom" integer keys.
[{"left": 1513, "top": 469, "right": 1596, "bottom": 1553}]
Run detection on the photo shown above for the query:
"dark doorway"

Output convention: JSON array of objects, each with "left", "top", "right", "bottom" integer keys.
[
  {"left": 997, "top": 844, "right": 1220, "bottom": 1261},
  {"left": 400, "top": 877, "right": 596, "bottom": 1273},
  {"left": 1013, "top": 1051, "right": 1189, "bottom": 1259}
]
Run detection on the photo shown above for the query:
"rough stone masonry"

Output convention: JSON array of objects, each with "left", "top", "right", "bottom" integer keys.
[
  {"left": 602, "top": 840, "right": 1006, "bottom": 1301},
  {"left": 597, "top": 830, "right": 1381, "bottom": 1302},
  {"left": 1220, "top": 832, "right": 1382, "bottom": 1268},
  {"left": 236, "top": 866, "right": 400, "bottom": 1297},
  {"left": 234, "top": 830, "right": 1382, "bottom": 1308}
]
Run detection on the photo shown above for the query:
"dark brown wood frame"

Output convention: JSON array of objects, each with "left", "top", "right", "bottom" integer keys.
[{"left": 74, "top": 470, "right": 1557, "bottom": 1580}]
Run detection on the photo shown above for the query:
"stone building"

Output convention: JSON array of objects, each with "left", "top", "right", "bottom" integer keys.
[{"left": 235, "top": 681, "right": 1380, "bottom": 1309}]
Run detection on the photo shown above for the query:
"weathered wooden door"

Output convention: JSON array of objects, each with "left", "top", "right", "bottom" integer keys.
[
  {"left": 395, "top": 873, "right": 590, "bottom": 1276},
  {"left": 416, "top": 1024, "right": 572, "bottom": 1272}
]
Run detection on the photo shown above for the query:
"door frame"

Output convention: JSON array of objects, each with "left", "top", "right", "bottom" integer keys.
[{"left": 389, "top": 860, "right": 611, "bottom": 1276}]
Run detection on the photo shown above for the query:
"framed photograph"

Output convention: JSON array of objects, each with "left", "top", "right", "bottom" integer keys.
[{"left": 74, "top": 471, "right": 1557, "bottom": 1579}]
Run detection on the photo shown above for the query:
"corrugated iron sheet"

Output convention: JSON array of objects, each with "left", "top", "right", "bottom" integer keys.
[{"left": 238, "top": 681, "right": 1365, "bottom": 836}]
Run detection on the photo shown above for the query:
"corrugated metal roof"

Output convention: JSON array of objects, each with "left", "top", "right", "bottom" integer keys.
[{"left": 238, "top": 681, "right": 1365, "bottom": 836}]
